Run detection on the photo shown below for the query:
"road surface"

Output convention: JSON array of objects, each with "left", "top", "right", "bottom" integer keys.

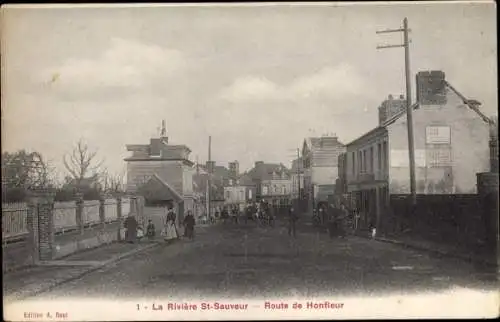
[{"left": 38, "top": 219, "right": 497, "bottom": 301}]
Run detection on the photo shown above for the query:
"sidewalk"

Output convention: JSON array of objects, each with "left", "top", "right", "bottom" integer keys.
[
  {"left": 3, "top": 221, "right": 122, "bottom": 272},
  {"left": 354, "top": 230, "right": 498, "bottom": 268},
  {"left": 3, "top": 239, "right": 160, "bottom": 303}
]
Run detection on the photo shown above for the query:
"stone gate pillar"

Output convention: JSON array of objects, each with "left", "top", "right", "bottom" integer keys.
[
  {"left": 99, "top": 196, "right": 106, "bottom": 230},
  {"left": 75, "top": 192, "right": 84, "bottom": 235},
  {"left": 26, "top": 189, "right": 56, "bottom": 263}
]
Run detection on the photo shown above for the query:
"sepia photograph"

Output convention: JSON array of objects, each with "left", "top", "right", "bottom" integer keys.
[{"left": 2, "top": 2, "right": 499, "bottom": 320}]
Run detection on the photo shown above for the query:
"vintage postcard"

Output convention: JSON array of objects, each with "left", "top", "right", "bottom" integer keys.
[{"left": 2, "top": 1, "right": 498, "bottom": 321}]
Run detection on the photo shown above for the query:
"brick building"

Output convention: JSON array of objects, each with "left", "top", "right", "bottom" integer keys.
[{"left": 338, "top": 71, "right": 493, "bottom": 230}]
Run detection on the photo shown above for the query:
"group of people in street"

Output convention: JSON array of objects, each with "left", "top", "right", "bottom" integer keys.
[
  {"left": 162, "top": 207, "right": 197, "bottom": 242},
  {"left": 244, "top": 201, "right": 276, "bottom": 226},
  {"left": 325, "top": 203, "right": 349, "bottom": 239},
  {"left": 122, "top": 206, "right": 197, "bottom": 244},
  {"left": 286, "top": 202, "right": 351, "bottom": 239}
]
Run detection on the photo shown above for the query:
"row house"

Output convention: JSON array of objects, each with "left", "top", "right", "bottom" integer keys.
[
  {"left": 338, "top": 71, "right": 493, "bottom": 230},
  {"left": 302, "top": 136, "right": 346, "bottom": 211},
  {"left": 124, "top": 122, "right": 196, "bottom": 221},
  {"left": 248, "top": 161, "right": 292, "bottom": 208},
  {"left": 223, "top": 173, "right": 257, "bottom": 211}
]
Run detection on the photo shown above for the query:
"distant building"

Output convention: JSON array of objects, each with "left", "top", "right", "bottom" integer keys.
[
  {"left": 247, "top": 161, "right": 292, "bottom": 208},
  {"left": 302, "top": 135, "right": 346, "bottom": 210},
  {"left": 338, "top": 71, "right": 493, "bottom": 230},
  {"left": 378, "top": 94, "right": 407, "bottom": 125},
  {"left": 124, "top": 122, "right": 196, "bottom": 219},
  {"left": 194, "top": 161, "right": 231, "bottom": 215},
  {"left": 223, "top": 173, "right": 256, "bottom": 210}
]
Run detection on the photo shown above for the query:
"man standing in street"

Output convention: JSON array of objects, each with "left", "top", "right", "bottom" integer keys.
[
  {"left": 183, "top": 210, "right": 196, "bottom": 240},
  {"left": 288, "top": 206, "right": 298, "bottom": 237}
]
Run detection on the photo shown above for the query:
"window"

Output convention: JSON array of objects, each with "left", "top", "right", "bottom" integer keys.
[
  {"left": 377, "top": 143, "right": 382, "bottom": 172},
  {"left": 370, "top": 146, "right": 374, "bottom": 174},
  {"left": 352, "top": 152, "right": 355, "bottom": 176},
  {"left": 226, "top": 191, "right": 230, "bottom": 199},
  {"left": 358, "top": 151, "right": 362, "bottom": 174},
  {"left": 382, "top": 141, "right": 388, "bottom": 171},
  {"left": 363, "top": 150, "right": 367, "bottom": 173},
  {"left": 262, "top": 186, "right": 268, "bottom": 195}
]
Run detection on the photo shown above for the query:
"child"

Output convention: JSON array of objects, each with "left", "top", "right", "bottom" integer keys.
[{"left": 146, "top": 219, "right": 156, "bottom": 240}]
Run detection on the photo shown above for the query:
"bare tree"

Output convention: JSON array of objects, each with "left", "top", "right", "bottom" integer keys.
[
  {"left": 63, "top": 139, "right": 104, "bottom": 185},
  {"left": 101, "top": 167, "right": 125, "bottom": 193}
]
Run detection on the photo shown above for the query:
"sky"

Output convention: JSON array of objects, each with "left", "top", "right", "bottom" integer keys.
[{"left": 2, "top": 2, "right": 497, "bottom": 181}]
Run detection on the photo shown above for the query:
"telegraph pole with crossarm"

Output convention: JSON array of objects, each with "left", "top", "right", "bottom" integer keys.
[{"left": 376, "top": 17, "right": 416, "bottom": 205}]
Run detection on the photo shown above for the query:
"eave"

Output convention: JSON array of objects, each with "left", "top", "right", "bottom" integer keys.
[{"left": 123, "top": 157, "right": 194, "bottom": 166}]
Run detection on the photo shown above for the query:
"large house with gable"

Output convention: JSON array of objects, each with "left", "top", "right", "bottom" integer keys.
[
  {"left": 302, "top": 135, "right": 346, "bottom": 210},
  {"left": 338, "top": 70, "right": 494, "bottom": 231},
  {"left": 124, "top": 122, "right": 196, "bottom": 221}
]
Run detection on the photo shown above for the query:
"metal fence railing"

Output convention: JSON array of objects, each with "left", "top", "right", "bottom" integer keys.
[
  {"left": 2, "top": 202, "right": 29, "bottom": 241},
  {"left": 82, "top": 200, "right": 100, "bottom": 228},
  {"left": 2, "top": 197, "right": 136, "bottom": 242},
  {"left": 53, "top": 201, "right": 78, "bottom": 234}
]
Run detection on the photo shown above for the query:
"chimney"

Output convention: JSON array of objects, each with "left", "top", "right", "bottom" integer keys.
[
  {"left": 416, "top": 70, "right": 447, "bottom": 105},
  {"left": 160, "top": 120, "right": 168, "bottom": 144}
]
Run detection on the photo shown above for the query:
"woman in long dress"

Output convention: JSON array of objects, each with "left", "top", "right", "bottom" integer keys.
[
  {"left": 164, "top": 207, "right": 178, "bottom": 242},
  {"left": 124, "top": 215, "right": 138, "bottom": 243}
]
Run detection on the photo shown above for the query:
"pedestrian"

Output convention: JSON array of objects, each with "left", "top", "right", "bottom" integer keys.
[
  {"left": 146, "top": 219, "right": 156, "bottom": 240},
  {"left": 337, "top": 204, "right": 348, "bottom": 239},
  {"left": 254, "top": 206, "right": 261, "bottom": 226},
  {"left": 183, "top": 210, "right": 196, "bottom": 240},
  {"left": 232, "top": 206, "right": 239, "bottom": 224},
  {"left": 288, "top": 207, "right": 298, "bottom": 237},
  {"left": 124, "top": 215, "right": 138, "bottom": 243},
  {"left": 164, "top": 206, "right": 178, "bottom": 243},
  {"left": 327, "top": 205, "right": 339, "bottom": 239}
]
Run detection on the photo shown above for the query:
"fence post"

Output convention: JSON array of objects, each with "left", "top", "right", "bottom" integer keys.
[
  {"left": 75, "top": 193, "right": 84, "bottom": 235},
  {"left": 26, "top": 189, "right": 56, "bottom": 262},
  {"left": 99, "top": 196, "right": 106, "bottom": 231},
  {"left": 116, "top": 196, "right": 122, "bottom": 241}
]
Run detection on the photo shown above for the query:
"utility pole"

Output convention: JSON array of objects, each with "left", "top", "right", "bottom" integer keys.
[
  {"left": 377, "top": 17, "right": 416, "bottom": 205},
  {"left": 207, "top": 136, "right": 212, "bottom": 217},
  {"left": 297, "top": 148, "right": 301, "bottom": 206}
]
